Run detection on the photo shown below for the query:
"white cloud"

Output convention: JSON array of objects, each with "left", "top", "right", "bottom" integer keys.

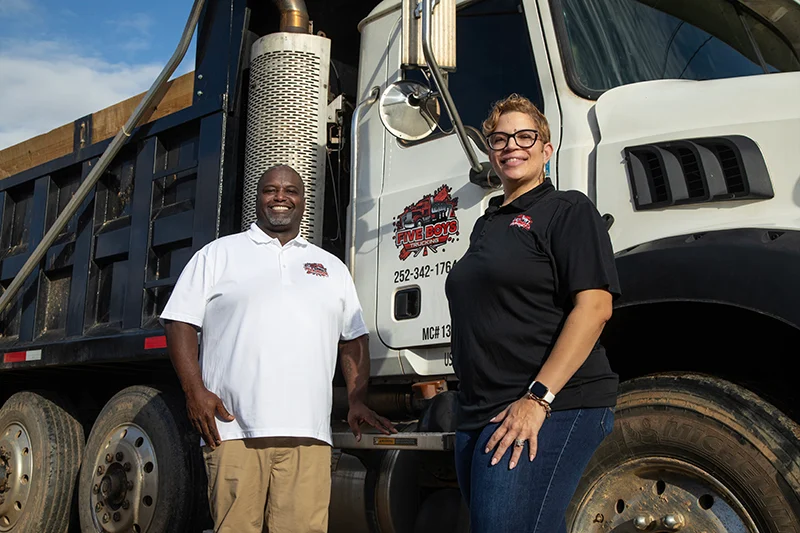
[
  {"left": 0, "top": 0, "right": 34, "bottom": 17},
  {"left": 0, "top": 39, "right": 164, "bottom": 150},
  {"left": 114, "top": 12, "right": 155, "bottom": 36},
  {"left": 111, "top": 13, "right": 155, "bottom": 53}
]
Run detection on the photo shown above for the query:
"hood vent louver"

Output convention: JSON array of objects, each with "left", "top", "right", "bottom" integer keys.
[{"left": 625, "top": 135, "right": 773, "bottom": 211}]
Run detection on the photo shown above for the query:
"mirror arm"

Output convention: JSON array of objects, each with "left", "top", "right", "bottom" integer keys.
[
  {"left": 420, "top": 0, "right": 484, "bottom": 174},
  {"left": 469, "top": 164, "right": 502, "bottom": 189}
]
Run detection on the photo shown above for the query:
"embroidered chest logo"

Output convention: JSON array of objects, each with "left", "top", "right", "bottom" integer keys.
[
  {"left": 392, "top": 184, "right": 460, "bottom": 260},
  {"left": 304, "top": 263, "right": 329, "bottom": 277},
  {"left": 509, "top": 214, "right": 532, "bottom": 230}
]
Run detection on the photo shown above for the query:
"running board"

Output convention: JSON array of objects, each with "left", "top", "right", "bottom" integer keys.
[{"left": 332, "top": 431, "right": 455, "bottom": 451}]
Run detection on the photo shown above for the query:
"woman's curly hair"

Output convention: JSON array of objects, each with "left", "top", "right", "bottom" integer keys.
[{"left": 482, "top": 94, "right": 550, "bottom": 145}]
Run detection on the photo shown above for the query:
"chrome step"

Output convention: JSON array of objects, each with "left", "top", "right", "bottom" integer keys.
[{"left": 332, "top": 431, "right": 455, "bottom": 451}]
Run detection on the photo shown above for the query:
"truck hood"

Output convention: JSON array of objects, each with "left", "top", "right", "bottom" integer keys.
[{"left": 592, "top": 71, "right": 800, "bottom": 252}]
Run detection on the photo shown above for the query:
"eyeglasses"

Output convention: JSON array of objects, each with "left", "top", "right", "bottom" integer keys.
[{"left": 486, "top": 129, "right": 539, "bottom": 151}]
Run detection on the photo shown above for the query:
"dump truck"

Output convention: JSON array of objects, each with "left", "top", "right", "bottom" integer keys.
[{"left": 1, "top": 0, "right": 799, "bottom": 532}]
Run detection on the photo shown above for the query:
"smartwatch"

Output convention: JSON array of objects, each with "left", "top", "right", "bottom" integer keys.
[{"left": 528, "top": 381, "right": 555, "bottom": 404}]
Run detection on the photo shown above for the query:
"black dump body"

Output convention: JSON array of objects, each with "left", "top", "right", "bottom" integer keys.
[{"left": 0, "top": 0, "right": 373, "bottom": 374}]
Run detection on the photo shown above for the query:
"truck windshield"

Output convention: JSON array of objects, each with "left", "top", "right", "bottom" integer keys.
[{"left": 553, "top": 0, "right": 800, "bottom": 98}]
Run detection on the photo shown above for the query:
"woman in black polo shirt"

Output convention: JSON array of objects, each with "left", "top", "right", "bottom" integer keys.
[{"left": 445, "top": 94, "right": 620, "bottom": 532}]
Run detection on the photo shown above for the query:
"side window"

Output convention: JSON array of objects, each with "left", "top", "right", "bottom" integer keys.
[{"left": 405, "top": 0, "right": 543, "bottom": 135}]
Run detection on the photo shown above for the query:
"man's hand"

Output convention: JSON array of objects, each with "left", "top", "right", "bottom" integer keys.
[
  {"left": 339, "top": 335, "right": 396, "bottom": 441},
  {"left": 347, "top": 401, "right": 397, "bottom": 441},
  {"left": 165, "top": 320, "right": 234, "bottom": 448},
  {"left": 186, "top": 386, "right": 235, "bottom": 450}
]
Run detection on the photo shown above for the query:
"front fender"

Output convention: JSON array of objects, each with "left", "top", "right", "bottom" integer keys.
[{"left": 614, "top": 229, "right": 800, "bottom": 331}]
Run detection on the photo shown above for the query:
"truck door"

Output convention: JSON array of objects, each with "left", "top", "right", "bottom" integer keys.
[{"left": 373, "top": 0, "right": 556, "bottom": 375}]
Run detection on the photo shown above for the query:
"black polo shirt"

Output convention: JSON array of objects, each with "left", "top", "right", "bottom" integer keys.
[{"left": 444, "top": 179, "right": 621, "bottom": 430}]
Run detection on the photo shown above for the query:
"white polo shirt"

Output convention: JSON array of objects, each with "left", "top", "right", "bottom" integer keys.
[{"left": 160, "top": 223, "right": 368, "bottom": 445}]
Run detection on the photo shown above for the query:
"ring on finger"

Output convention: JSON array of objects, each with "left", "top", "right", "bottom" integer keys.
[{"left": 514, "top": 438, "right": 525, "bottom": 447}]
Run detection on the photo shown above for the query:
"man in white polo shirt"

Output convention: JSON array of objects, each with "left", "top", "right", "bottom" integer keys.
[{"left": 161, "top": 165, "right": 395, "bottom": 533}]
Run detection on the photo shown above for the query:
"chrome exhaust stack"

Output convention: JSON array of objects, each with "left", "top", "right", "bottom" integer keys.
[
  {"left": 241, "top": 0, "right": 331, "bottom": 244},
  {"left": 272, "top": 0, "right": 309, "bottom": 34}
]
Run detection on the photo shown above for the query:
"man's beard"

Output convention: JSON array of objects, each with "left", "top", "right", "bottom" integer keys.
[{"left": 264, "top": 211, "right": 293, "bottom": 227}]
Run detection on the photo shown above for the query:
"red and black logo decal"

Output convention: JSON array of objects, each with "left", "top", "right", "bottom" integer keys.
[
  {"left": 304, "top": 263, "right": 329, "bottom": 277},
  {"left": 509, "top": 214, "right": 532, "bottom": 230},
  {"left": 393, "top": 185, "right": 459, "bottom": 260}
]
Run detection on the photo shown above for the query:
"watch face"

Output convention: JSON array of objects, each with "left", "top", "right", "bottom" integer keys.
[{"left": 529, "top": 381, "right": 549, "bottom": 399}]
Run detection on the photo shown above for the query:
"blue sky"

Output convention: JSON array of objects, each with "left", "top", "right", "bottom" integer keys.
[{"left": 0, "top": 0, "right": 197, "bottom": 149}]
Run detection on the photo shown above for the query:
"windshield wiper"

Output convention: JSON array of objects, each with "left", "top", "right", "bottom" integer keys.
[{"left": 735, "top": 2, "right": 770, "bottom": 73}]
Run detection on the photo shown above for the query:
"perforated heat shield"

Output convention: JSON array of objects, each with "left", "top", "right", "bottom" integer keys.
[{"left": 242, "top": 32, "right": 331, "bottom": 244}]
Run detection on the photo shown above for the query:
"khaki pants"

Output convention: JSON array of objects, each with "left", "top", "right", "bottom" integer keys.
[{"left": 203, "top": 437, "right": 332, "bottom": 533}]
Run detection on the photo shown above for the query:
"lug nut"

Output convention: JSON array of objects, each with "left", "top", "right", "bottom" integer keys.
[
  {"left": 96, "top": 465, "right": 104, "bottom": 476},
  {"left": 634, "top": 515, "right": 654, "bottom": 530},
  {"left": 127, "top": 481, "right": 134, "bottom": 490},
  {"left": 122, "top": 500, "right": 130, "bottom": 510},
  {"left": 93, "top": 484, "right": 100, "bottom": 494},
  {"left": 95, "top": 502, "right": 103, "bottom": 513},
  {"left": 116, "top": 452, "right": 124, "bottom": 462},
  {"left": 124, "top": 462, "right": 131, "bottom": 472},
  {"left": 662, "top": 514, "right": 685, "bottom": 531},
  {"left": 102, "top": 513, "right": 109, "bottom": 523},
  {"left": 113, "top": 512, "right": 121, "bottom": 522},
  {"left": 105, "top": 454, "right": 113, "bottom": 463}
]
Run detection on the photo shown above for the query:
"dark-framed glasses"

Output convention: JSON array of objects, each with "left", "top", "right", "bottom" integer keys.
[{"left": 486, "top": 129, "right": 539, "bottom": 151}]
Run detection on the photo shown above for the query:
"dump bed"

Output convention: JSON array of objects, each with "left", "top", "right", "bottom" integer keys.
[
  {"left": 0, "top": 0, "right": 256, "bottom": 370},
  {"left": 0, "top": 105, "right": 240, "bottom": 368}
]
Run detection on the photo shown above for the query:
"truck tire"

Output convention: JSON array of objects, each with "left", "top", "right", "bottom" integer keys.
[
  {"left": 567, "top": 373, "right": 800, "bottom": 533},
  {"left": 0, "top": 391, "right": 84, "bottom": 533},
  {"left": 413, "top": 488, "right": 469, "bottom": 533},
  {"left": 77, "top": 386, "right": 207, "bottom": 533}
]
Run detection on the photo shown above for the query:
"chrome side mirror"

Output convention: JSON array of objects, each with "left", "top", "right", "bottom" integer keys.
[
  {"left": 379, "top": 80, "right": 441, "bottom": 141},
  {"left": 401, "top": 0, "right": 484, "bottom": 174}
]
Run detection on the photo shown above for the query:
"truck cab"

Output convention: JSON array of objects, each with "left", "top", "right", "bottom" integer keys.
[{"left": 345, "top": 1, "right": 800, "bottom": 531}]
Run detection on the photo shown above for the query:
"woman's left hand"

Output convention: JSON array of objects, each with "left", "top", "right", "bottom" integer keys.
[{"left": 485, "top": 397, "right": 548, "bottom": 469}]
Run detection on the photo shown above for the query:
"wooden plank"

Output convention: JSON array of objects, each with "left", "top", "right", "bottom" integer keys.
[
  {"left": 0, "top": 123, "right": 74, "bottom": 180},
  {"left": 0, "top": 72, "right": 195, "bottom": 181},
  {"left": 92, "top": 72, "right": 195, "bottom": 144}
]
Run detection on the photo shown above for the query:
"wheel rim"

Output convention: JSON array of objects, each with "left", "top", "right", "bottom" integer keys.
[
  {"left": 0, "top": 423, "right": 33, "bottom": 532},
  {"left": 571, "top": 457, "right": 760, "bottom": 533},
  {"left": 87, "top": 424, "right": 158, "bottom": 533}
]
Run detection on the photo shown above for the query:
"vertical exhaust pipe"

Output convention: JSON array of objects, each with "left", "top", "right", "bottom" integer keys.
[
  {"left": 272, "top": 0, "right": 309, "bottom": 33},
  {"left": 242, "top": 0, "right": 329, "bottom": 240}
]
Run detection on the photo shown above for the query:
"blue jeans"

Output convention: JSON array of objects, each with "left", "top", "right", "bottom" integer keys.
[{"left": 455, "top": 407, "right": 614, "bottom": 533}]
